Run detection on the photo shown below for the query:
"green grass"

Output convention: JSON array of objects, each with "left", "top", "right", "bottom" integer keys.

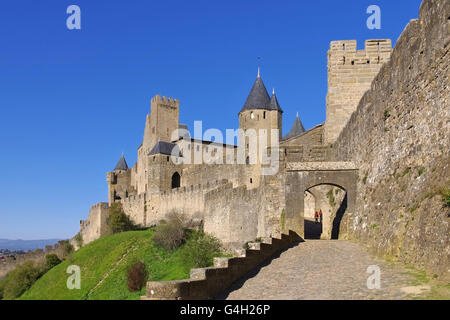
[
  {"left": 19, "top": 229, "right": 218, "bottom": 300},
  {"left": 403, "top": 266, "right": 450, "bottom": 300}
]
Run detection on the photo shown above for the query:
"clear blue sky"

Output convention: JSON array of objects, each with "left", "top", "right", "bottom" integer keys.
[{"left": 0, "top": 0, "right": 423, "bottom": 239}]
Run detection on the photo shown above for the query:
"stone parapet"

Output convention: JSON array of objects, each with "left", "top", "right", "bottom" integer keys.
[{"left": 142, "top": 230, "right": 301, "bottom": 300}]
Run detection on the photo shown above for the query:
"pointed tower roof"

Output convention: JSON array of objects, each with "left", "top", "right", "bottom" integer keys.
[
  {"left": 240, "top": 70, "right": 271, "bottom": 113},
  {"left": 283, "top": 112, "right": 306, "bottom": 140},
  {"left": 269, "top": 88, "right": 283, "bottom": 113},
  {"left": 114, "top": 154, "right": 129, "bottom": 171}
]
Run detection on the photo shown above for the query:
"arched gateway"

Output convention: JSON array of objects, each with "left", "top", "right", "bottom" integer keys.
[{"left": 284, "top": 162, "right": 358, "bottom": 240}]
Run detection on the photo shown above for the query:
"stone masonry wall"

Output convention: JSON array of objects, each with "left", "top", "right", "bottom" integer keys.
[
  {"left": 78, "top": 202, "right": 110, "bottom": 246},
  {"left": 0, "top": 243, "right": 65, "bottom": 279},
  {"left": 333, "top": 0, "right": 450, "bottom": 279},
  {"left": 325, "top": 39, "right": 392, "bottom": 144},
  {"left": 204, "top": 173, "right": 286, "bottom": 250}
]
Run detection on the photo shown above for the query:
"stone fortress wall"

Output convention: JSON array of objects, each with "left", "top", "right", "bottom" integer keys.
[
  {"left": 0, "top": 243, "right": 65, "bottom": 280},
  {"left": 332, "top": 0, "right": 450, "bottom": 278}
]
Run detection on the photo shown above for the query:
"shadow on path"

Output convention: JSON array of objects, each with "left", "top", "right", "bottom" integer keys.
[
  {"left": 304, "top": 218, "right": 322, "bottom": 239},
  {"left": 216, "top": 239, "right": 303, "bottom": 300}
]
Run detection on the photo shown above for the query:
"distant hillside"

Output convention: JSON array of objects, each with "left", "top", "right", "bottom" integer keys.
[{"left": 0, "top": 239, "right": 62, "bottom": 251}]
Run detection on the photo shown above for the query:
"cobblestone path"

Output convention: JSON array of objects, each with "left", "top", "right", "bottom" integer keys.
[{"left": 221, "top": 240, "right": 423, "bottom": 300}]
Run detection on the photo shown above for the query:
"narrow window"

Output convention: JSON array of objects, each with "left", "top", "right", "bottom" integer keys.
[
  {"left": 250, "top": 178, "right": 253, "bottom": 184},
  {"left": 263, "top": 111, "right": 266, "bottom": 119}
]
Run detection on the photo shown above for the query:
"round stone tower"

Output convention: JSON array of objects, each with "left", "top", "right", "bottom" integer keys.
[{"left": 238, "top": 70, "right": 283, "bottom": 187}]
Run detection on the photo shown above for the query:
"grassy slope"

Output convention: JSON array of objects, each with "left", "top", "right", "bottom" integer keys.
[{"left": 20, "top": 229, "right": 197, "bottom": 300}]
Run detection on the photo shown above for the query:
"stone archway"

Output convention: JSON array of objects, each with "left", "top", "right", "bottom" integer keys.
[
  {"left": 304, "top": 184, "right": 347, "bottom": 240},
  {"left": 171, "top": 172, "right": 181, "bottom": 189},
  {"left": 285, "top": 162, "right": 358, "bottom": 240}
]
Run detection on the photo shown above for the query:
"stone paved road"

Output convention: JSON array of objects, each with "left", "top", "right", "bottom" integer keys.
[{"left": 220, "top": 240, "right": 420, "bottom": 300}]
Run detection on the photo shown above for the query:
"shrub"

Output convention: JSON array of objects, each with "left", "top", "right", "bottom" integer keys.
[
  {"left": 108, "top": 203, "right": 134, "bottom": 234},
  {"left": 153, "top": 213, "right": 186, "bottom": 251},
  {"left": 440, "top": 187, "right": 450, "bottom": 207},
  {"left": 74, "top": 233, "right": 83, "bottom": 248},
  {"left": 45, "top": 254, "right": 62, "bottom": 271},
  {"left": 181, "top": 232, "right": 222, "bottom": 269},
  {"left": 126, "top": 261, "right": 148, "bottom": 292},
  {"left": 1, "top": 261, "right": 44, "bottom": 300},
  {"left": 59, "top": 240, "right": 74, "bottom": 259}
]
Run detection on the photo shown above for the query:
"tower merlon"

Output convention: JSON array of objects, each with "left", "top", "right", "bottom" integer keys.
[
  {"left": 151, "top": 94, "right": 180, "bottom": 106},
  {"left": 329, "top": 39, "right": 392, "bottom": 54}
]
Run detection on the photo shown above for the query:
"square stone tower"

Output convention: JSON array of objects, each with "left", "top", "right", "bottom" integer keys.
[
  {"left": 148, "top": 95, "right": 180, "bottom": 148},
  {"left": 325, "top": 39, "right": 392, "bottom": 144}
]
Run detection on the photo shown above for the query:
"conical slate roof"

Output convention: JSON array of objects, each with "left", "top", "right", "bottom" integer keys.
[
  {"left": 114, "top": 154, "right": 129, "bottom": 171},
  {"left": 269, "top": 90, "right": 283, "bottom": 113},
  {"left": 283, "top": 113, "right": 306, "bottom": 140},
  {"left": 240, "top": 70, "right": 282, "bottom": 113}
]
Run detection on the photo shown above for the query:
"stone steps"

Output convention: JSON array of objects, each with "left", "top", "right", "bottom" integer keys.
[{"left": 141, "top": 230, "right": 301, "bottom": 300}]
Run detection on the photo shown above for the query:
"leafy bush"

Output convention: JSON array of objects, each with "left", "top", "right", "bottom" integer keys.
[
  {"left": 108, "top": 203, "right": 134, "bottom": 234},
  {"left": 181, "top": 232, "right": 222, "bottom": 269},
  {"left": 1, "top": 261, "right": 44, "bottom": 300},
  {"left": 153, "top": 213, "right": 186, "bottom": 251},
  {"left": 45, "top": 254, "right": 62, "bottom": 271},
  {"left": 126, "top": 261, "right": 148, "bottom": 292},
  {"left": 59, "top": 240, "right": 74, "bottom": 259},
  {"left": 74, "top": 233, "right": 83, "bottom": 248}
]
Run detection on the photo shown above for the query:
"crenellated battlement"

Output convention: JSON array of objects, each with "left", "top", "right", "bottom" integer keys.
[
  {"left": 325, "top": 39, "right": 393, "bottom": 144},
  {"left": 161, "top": 179, "right": 229, "bottom": 196},
  {"left": 328, "top": 39, "right": 392, "bottom": 67},
  {"left": 151, "top": 94, "right": 179, "bottom": 107},
  {"left": 329, "top": 39, "right": 392, "bottom": 54}
]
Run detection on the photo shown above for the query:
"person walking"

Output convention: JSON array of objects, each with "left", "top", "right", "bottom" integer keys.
[
  {"left": 319, "top": 209, "right": 323, "bottom": 224},
  {"left": 314, "top": 211, "right": 319, "bottom": 223}
]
